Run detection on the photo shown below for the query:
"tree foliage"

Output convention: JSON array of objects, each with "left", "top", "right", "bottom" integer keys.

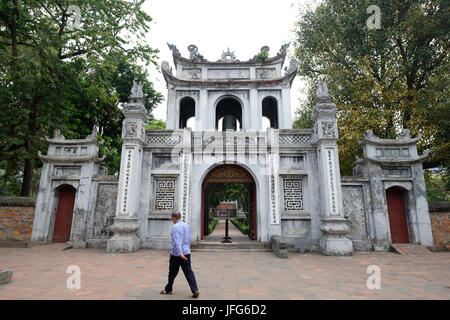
[
  {"left": 0, "top": 0, "right": 164, "bottom": 195},
  {"left": 292, "top": 0, "right": 449, "bottom": 175}
]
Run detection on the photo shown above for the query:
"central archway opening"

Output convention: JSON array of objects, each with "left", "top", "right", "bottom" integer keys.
[{"left": 201, "top": 164, "right": 257, "bottom": 241}]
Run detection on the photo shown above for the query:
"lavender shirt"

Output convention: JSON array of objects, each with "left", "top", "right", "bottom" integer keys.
[{"left": 170, "top": 220, "right": 191, "bottom": 256}]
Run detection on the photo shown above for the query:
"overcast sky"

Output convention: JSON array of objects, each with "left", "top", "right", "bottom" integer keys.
[{"left": 142, "top": 0, "right": 319, "bottom": 122}]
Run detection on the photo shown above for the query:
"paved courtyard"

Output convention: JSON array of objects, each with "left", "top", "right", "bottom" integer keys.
[{"left": 0, "top": 244, "right": 449, "bottom": 300}]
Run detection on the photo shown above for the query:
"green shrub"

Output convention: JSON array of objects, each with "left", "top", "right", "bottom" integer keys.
[
  {"left": 425, "top": 170, "right": 449, "bottom": 202},
  {"left": 208, "top": 218, "right": 219, "bottom": 234},
  {"left": 255, "top": 50, "right": 269, "bottom": 62},
  {"left": 230, "top": 218, "right": 249, "bottom": 235}
]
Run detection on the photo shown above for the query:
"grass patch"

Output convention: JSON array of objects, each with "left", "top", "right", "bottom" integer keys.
[
  {"left": 229, "top": 218, "right": 249, "bottom": 235},
  {"left": 208, "top": 218, "right": 219, "bottom": 234}
]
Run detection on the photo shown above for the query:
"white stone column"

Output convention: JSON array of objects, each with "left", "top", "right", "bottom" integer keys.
[
  {"left": 197, "top": 88, "right": 208, "bottom": 131},
  {"left": 249, "top": 88, "right": 259, "bottom": 130},
  {"left": 166, "top": 88, "right": 176, "bottom": 129},
  {"left": 313, "top": 82, "right": 353, "bottom": 255},
  {"left": 281, "top": 88, "right": 292, "bottom": 129},
  {"left": 107, "top": 81, "right": 147, "bottom": 253}
]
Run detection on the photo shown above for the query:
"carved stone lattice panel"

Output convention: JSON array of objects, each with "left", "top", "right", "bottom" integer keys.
[
  {"left": 283, "top": 179, "right": 303, "bottom": 210},
  {"left": 155, "top": 179, "right": 175, "bottom": 210},
  {"left": 147, "top": 135, "right": 182, "bottom": 145},
  {"left": 93, "top": 184, "right": 118, "bottom": 238},
  {"left": 279, "top": 135, "right": 311, "bottom": 145},
  {"left": 204, "top": 165, "right": 254, "bottom": 183}
]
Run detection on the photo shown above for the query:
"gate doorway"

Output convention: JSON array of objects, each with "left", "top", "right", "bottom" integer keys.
[
  {"left": 201, "top": 165, "right": 257, "bottom": 240},
  {"left": 386, "top": 186, "right": 409, "bottom": 243},
  {"left": 53, "top": 185, "right": 76, "bottom": 242}
]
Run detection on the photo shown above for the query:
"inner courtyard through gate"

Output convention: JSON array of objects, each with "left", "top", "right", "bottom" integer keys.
[{"left": 201, "top": 164, "right": 257, "bottom": 241}]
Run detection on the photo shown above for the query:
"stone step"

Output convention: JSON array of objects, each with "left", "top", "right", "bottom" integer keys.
[
  {"left": 391, "top": 243, "right": 432, "bottom": 255},
  {"left": 191, "top": 241, "right": 271, "bottom": 251},
  {"left": 191, "top": 248, "right": 272, "bottom": 252}
]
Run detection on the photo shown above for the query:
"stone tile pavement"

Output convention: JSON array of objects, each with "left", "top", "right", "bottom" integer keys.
[{"left": 0, "top": 243, "right": 449, "bottom": 300}]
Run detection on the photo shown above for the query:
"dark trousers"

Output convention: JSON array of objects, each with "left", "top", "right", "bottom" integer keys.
[{"left": 165, "top": 254, "right": 198, "bottom": 293}]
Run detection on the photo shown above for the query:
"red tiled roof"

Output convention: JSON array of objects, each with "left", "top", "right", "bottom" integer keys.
[{"left": 216, "top": 203, "right": 236, "bottom": 210}]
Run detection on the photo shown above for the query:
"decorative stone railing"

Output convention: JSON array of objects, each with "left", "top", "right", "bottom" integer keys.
[
  {"left": 145, "top": 130, "right": 183, "bottom": 147},
  {"left": 144, "top": 129, "right": 315, "bottom": 151},
  {"left": 191, "top": 131, "right": 267, "bottom": 149},
  {"left": 277, "top": 129, "right": 313, "bottom": 146}
]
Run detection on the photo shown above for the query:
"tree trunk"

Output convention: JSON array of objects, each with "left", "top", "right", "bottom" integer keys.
[
  {"left": 20, "top": 157, "right": 33, "bottom": 197},
  {"left": 20, "top": 96, "right": 40, "bottom": 197}
]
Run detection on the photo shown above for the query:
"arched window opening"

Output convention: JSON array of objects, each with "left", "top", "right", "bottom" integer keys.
[
  {"left": 262, "top": 97, "right": 278, "bottom": 129},
  {"left": 179, "top": 97, "right": 195, "bottom": 129},
  {"left": 215, "top": 97, "right": 242, "bottom": 131}
]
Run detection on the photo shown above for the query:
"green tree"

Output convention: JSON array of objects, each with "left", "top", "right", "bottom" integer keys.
[
  {"left": 292, "top": 0, "right": 449, "bottom": 175},
  {"left": 0, "top": 0, "right": 162, "bottom": 195}
]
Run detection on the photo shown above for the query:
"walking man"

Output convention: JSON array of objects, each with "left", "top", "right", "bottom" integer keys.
[{"left": 160, "top": 210, "right": 199, "bottom": 298}]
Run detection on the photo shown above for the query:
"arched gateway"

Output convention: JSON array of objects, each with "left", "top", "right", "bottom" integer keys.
[
  {"left": 201, "top": 165, "right": 257, "bottom": 240},
  {"left": 32, "top": 43, "right": 435, "bottom": 255}
]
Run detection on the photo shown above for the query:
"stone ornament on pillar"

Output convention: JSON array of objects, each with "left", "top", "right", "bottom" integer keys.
[
  {"left": 313, "top": 81, "right": 353, "bottom": 255},
  {"left": 107, "top": 80, "right": 147, "bottom": 253}
]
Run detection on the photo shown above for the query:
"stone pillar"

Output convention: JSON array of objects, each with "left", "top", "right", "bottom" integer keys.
[
  {"left": 166, "top": 88, "right": 176, "bottom": 129},
  {"left": 197, "top": 88, "right": 208, "bottom": 131},
  {"left": 249, "top": 88, "right": 259, "bottom": 130},
  {"left": 365, "top": 162, "right": 390, "bottom": 250},
  {"left": 107, "top": 81, "right": 147, "bottom": 253},
  {"left": 281, "top": 88, "right": 292, "bottom": 129},
  {"left": 411, "top": 162, "right": 434, "bottom": 248},
  {"left": 312, "top": 82, "right": 353, "bottom": 255}
]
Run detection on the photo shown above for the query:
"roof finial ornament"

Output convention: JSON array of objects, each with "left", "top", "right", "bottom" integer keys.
[
  {"left": 53, "top": 129, "right": 64, "bottom": 140},
  {"left": 399, "top": 129, "right": 411, "bottom": 140},
  {"left": 218, "top": 48, "right": 238, "bottom": 62},
  {"left": 278, "top": 42, "right": 290, "bottom": 55},
  {"left": 187, "top": 45, "right": 206, "bottom": 62},
  {"left": 284, "top": 59, "right": 299, "bottom": 75},
  {"left": 316, "top": 81, "right": 329, "bottom": 97},
  {"left": 167, "top": 43, "right": 180, "bottom": 57},
  {"left": 130, "top": 80, "right": 143, "bottom": 99},
  {"left": 161, "top": 61, "right": 172, "bottom": 75}
]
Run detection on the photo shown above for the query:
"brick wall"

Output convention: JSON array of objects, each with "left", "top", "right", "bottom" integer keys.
[
  {"left": 429, "top": 202, "right": 450, "bottom": 251},
  {"left": 0, "top": 197, "right": 35, "bottom": 244}
]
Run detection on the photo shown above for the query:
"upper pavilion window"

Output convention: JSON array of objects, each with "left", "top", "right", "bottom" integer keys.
[
  {"left": 216, "top": 97, "right": 242, "bottom": 131},
  {"left": 179, "top": 97, "right": 195, "bottom": 129}
]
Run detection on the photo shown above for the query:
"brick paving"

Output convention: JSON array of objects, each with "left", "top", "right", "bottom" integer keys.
[{"left": 0, "top": 243, "right": 449, "bottom": 300}]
